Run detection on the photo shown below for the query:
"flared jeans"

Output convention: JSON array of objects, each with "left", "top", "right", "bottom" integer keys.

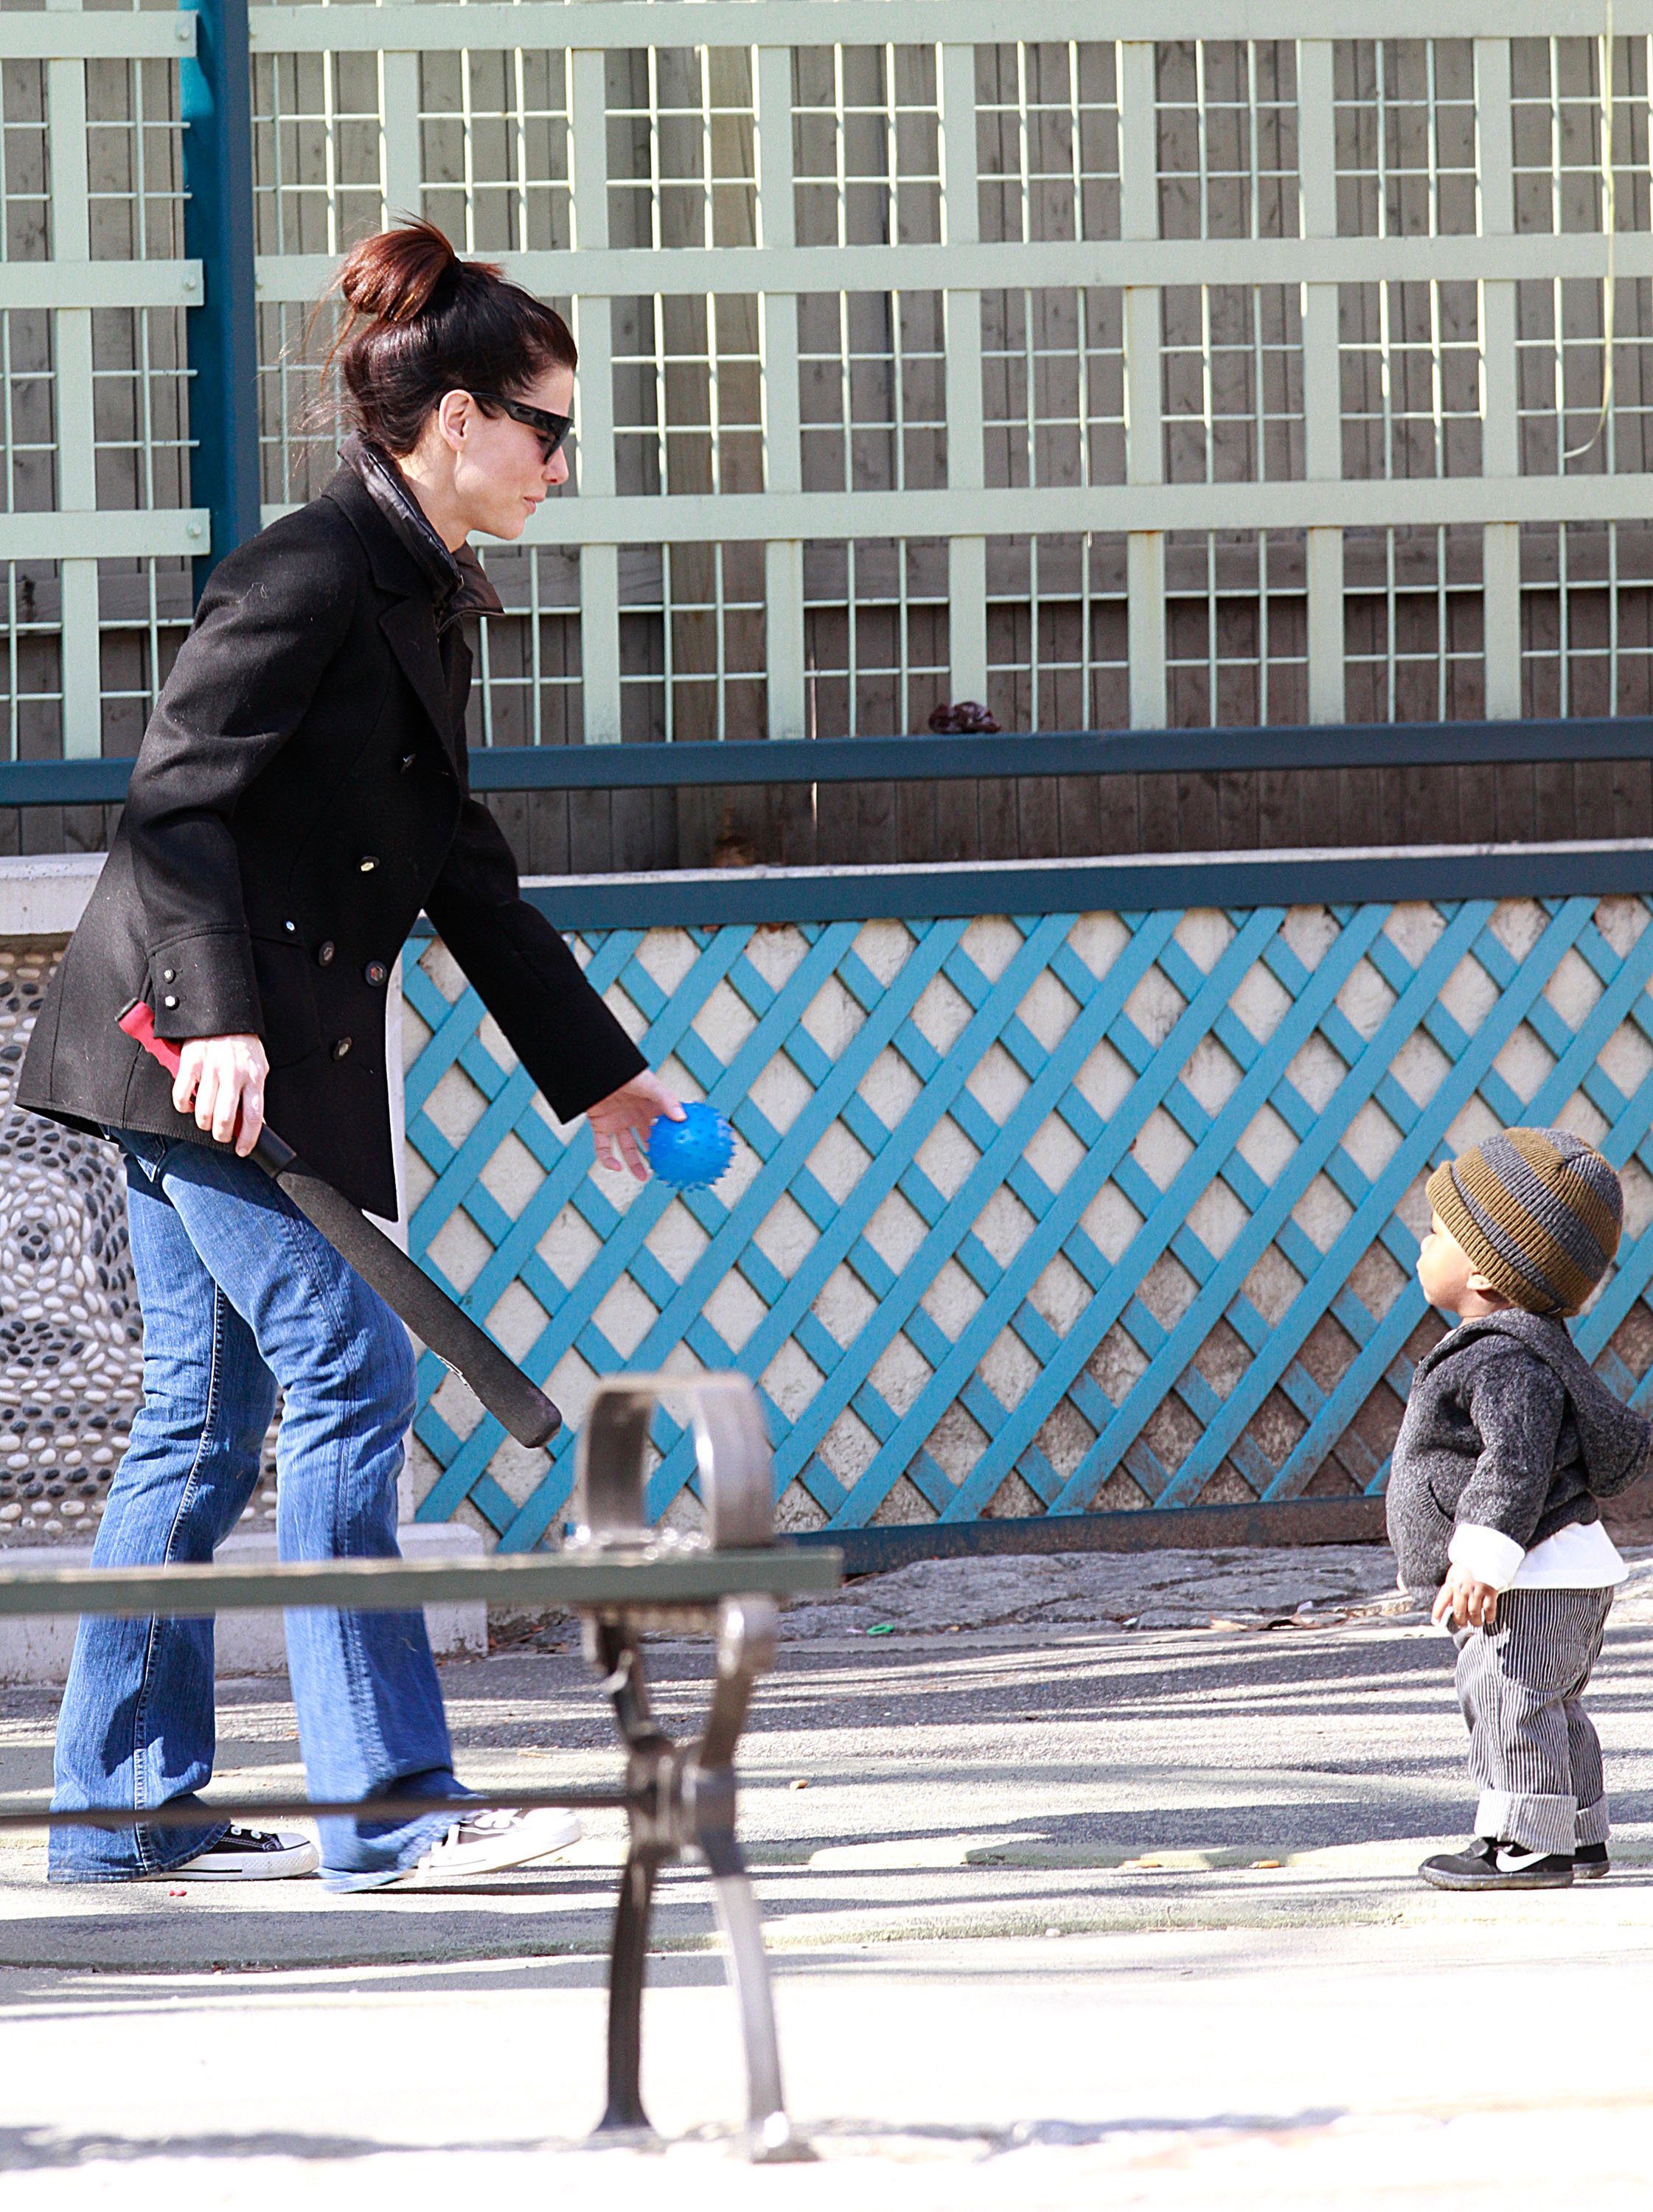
[{"left": 49, "top": 1130, "right": 465, "bottom": 1882}]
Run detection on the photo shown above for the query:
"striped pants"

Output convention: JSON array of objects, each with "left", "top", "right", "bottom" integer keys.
[{"left": 1454, "top": 1587, "right": 1614, "bottom": 1858}]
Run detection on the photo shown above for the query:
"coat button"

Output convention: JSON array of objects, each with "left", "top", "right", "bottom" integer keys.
[
  {"left": 161, "top": 969, "right": 175, "bottom": 983},
  {"left": 365, "top": 961, "right": 388, "bottom": 987},
  {"left": 400, "top": 753, "right": 416, "bottom": 772},
  {"left": 332, "top": 1037, "right": 352, "bottom": 1060},
  {"left": 283, "top": 919, "right": 296, "bottom": 933},
  {"left": 359, "top": 855, "right": 378, "bottom": 873},
  {"left": 163, "top": 995, "right": 178, "bottom": 1009},
  {"left": 317, "top": 941, "right": 335, "bottom": 967}
]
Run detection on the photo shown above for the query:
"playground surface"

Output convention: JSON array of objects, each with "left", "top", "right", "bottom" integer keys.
[{"left": 1, "top": 1542, "right": 1651, "bottom": 2206}]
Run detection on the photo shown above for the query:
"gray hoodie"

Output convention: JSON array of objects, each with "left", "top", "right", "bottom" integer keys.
[{"left": 1385, "top": 1309, "right": 1653, "bottom": 1590}]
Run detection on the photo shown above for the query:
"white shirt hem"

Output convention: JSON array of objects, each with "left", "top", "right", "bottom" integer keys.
[{"left": 1450, "top": 1517, "right": 1626, "bottom": 1592}]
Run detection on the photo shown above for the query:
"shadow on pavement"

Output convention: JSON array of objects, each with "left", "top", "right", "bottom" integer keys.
[
  {"left": 0, "top": 2105, "right": 1354, "bottom": 2172},
  {"left": 0, "top": 2125, "right": 557, "bottom": 2171}
]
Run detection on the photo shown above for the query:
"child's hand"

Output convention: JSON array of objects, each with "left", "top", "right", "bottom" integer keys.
[{"left": 1433, "top": 1568, "right": 1500, "bottom": 1632}]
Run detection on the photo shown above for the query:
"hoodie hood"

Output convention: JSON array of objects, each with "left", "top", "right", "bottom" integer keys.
[{"left": 1413, "top": 1310, "right": 1653, "bottom": 1498}]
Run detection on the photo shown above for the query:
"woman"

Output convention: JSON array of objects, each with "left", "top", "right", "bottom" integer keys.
[{"left": 18, "top": 221, "right": 679, "bottom": 1888}]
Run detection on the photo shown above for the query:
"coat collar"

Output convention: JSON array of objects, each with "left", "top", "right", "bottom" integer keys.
[{"left": 337, "top": 434, "right": 504, "bottom": 629}]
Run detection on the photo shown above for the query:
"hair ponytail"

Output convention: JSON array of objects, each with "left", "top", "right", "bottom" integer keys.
[{"left": 320, "top": 219, "right": 577, "bottom": 457}]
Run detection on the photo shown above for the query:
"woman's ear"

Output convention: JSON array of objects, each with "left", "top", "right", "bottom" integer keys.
[{"left": 434, "top": 389, "right": 473, "bottom": 452}]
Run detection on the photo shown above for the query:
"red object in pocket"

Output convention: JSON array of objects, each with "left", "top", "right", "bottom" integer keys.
[{"left": 117, "top": 996, "right": 182, "bottom": 1078}]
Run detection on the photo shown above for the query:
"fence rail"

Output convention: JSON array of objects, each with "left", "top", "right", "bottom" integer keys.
[{"left": 3, "top": 718, "right": 1652, "bottom": 812}]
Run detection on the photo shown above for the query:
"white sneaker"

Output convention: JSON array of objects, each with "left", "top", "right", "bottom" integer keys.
[
  {"left": 385, "top": 1806, "right": 582, "bottom": 1888},
  {"left": 143, "top": 1826, "right": 319, "bottom": 1881}
]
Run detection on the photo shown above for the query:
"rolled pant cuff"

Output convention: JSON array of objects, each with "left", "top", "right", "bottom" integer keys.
[
  {"left": 1575, "top": 1795, "right": 1611, "bottom": 1848},
  {"left": 1475, "top": 1788, "right": 1576, "bottom": 1857}
]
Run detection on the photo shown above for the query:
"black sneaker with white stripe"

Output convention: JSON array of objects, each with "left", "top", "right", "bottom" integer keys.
[
  {"left": 141, "top": 1826, "right": 319, "bottom": 1881},
  {"left": 1419, "top": 1837, "right": 1573, "bottom": 1891}
]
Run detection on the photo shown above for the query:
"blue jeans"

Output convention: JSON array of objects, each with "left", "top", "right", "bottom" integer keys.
[{"left": 50, "top": 1131, "right": 466, "bottom": 1884}]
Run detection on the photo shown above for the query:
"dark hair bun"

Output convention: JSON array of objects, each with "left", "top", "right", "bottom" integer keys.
[
  {"left": 335, "top": 219, "right": 469, "bottom": 326},
  {"left": 319, "top": 220, "right": 576, "bottom": 457}
]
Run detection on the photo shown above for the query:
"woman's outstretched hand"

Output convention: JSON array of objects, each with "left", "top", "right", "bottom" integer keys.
[
  {"left": 588, "top": 1071, "right": 683, "bottom": 1180},
  {"left": 174, "top": 1034, "right": 269, "bottom": 1155}
]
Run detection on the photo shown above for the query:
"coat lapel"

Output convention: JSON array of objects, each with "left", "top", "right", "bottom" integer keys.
[
  {"left": 324, "top": 466, "right": 464, "bottom": 768},
  {"left": 378, "top": 594, "right": 462, "bottom": 765}
]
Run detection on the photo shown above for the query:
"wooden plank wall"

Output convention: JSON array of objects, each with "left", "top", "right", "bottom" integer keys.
[{"left": 474, "top": 757, "right": 1653, "bottom": 877}]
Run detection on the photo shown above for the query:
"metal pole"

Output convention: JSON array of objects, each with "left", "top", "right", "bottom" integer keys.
[{"left": 179, "top": 0, "right": 260, "bottom": 599}]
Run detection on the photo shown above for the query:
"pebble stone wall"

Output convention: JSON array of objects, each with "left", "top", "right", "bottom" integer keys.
[
  {"left": 0, "top": 942, "right": 137, "bottom": 1542},
  {"left": 0, "top": 941, "right": 282, "bottom": 1545}
]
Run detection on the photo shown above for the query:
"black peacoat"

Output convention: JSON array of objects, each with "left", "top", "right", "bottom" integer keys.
[{"left": 18, "top": 464, "right": 647, "bottom": 1218}]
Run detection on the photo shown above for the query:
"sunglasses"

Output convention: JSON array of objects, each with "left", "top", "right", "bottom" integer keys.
[{"left": 470, "top": 391, "right": 574, "bottom": 463}]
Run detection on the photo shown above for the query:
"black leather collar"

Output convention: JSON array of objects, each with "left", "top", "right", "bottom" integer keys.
[{"left": 338, "top": 433, "right": 504, "bottom": 630}]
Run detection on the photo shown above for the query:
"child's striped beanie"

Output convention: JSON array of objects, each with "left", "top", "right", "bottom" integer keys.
[{"left": 1425, "top": 1127, "right": 1623, "bottom": 1318}]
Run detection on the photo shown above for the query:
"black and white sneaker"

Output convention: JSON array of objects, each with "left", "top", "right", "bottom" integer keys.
[
  {"left": 389, "top": 1806, "right": 582, "bottom": 1887},
  {"left": 324, "top": 1806, "right": 582, "bottom": 1892},
  {"left": 1419, "top": 1837, "right": 1573, "bottom": 1891},
  {"left": 143, "top": 1826, "right": 319, "bottom": 1881},
  {"left": 1573, "top": 1841, "right": 1610, "bottom": 1880}
]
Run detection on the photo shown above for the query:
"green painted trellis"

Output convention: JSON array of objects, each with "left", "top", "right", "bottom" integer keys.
[{"left": 400, "top": 889, "right": 1653, "bottom": 1548}]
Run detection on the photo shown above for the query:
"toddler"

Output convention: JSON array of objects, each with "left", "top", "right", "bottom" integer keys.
[{"left": 1388, "top": 1127, "right": 1652, "bottom": 1890}]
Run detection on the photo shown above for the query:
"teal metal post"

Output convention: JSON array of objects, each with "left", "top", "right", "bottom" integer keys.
[{"left": 178, "top": 0, "right": 260, "bottom": 597}]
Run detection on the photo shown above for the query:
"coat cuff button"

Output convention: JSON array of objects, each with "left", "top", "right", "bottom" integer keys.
[
  {"left": 365, "top": 961, "right": 388, "bottom": 987},
  {"left": 317, "top": 942, "right": 335, "bottom": 967},
  {"left": 358, "top": 855, "right": 379, "bottom": 873},
  {"left": 332, "top": 1037, "right": 352, "bottom": 1060}
]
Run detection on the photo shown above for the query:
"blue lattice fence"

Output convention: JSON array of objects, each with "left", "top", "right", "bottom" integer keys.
[{"left": 399, "top": 891, "right": 1653, "bottom": 1549}]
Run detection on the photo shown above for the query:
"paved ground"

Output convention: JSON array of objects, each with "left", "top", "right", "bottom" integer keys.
[{"left": 3, "top": 1543, "right": 1653, "bottom": 2205}]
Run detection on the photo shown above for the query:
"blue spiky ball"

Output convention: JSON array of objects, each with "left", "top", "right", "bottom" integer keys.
[{"left": 648, "top": 1101, "right": 735, "bottom": 1189}]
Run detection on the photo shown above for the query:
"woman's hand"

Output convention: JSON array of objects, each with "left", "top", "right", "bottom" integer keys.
[
  {"left": 173, "top": 1034, "right": 269, "bottom": 1156},
  {"left": 588, "top": 1071, "right": 683, "bottom": 1181}
]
